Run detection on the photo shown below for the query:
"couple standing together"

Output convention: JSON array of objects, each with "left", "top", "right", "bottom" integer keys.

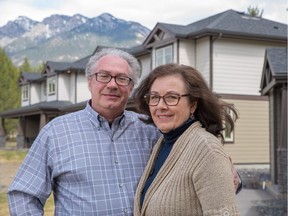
[{"left": 8, "top": 48, "right": 240, "bottom": 215}]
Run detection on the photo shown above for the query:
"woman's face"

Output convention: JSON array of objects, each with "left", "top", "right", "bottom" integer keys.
[{"left": 149, "top": 75, "right": 197, "bottom": 133}]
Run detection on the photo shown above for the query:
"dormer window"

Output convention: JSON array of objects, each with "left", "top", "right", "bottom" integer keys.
[
  {"left": 48, "top": 76, "right": 56, "bottom": 95},
  {"left": 22, "top": 85, "right": 29, "bottom": 101},
  {"left": 155, "top": 45, "right": 172, "bottom": 67}
]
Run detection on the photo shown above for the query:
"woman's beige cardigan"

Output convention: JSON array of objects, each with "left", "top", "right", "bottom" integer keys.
[{"left": 134, "top": 122, "right": 240, "bottom": 216}]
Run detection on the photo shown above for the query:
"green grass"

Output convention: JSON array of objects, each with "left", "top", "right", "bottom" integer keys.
[
  {"left": 0, "top": 192, "right": 6, "bottom": 203},
  {"left": 0, "top": 192, "right": 55, "bottom": 216},
  {"left": 0, "top": 192, "right": 10, "bottom": 216},
  {"left": 0, "top": 150, "right": 28, "bottom": 162}
]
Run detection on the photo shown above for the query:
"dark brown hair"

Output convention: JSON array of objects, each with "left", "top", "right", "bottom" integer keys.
[{"left": 133, "top": 63, "right": 238, "bottom": 140}]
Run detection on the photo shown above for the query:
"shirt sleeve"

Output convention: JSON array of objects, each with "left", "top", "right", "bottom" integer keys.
[{"left": 7, "top": 126, "right": 53, "bottom": 215}]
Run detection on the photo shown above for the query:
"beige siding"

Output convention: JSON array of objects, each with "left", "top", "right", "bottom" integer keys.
[
  {"left": 58, "top": 73, "right": 70, "bottom": 101},
  {"left": 40, "top": 82, "right": 46, "bottom": 102},
  {"left": 30, "top": 83, "right": 41, "bottom": 104},
  {"left": 134, "top": 54, "right": 151, "bottom": 90},
  {"left": 178, "top": 39, "right": 195, "bottom": 66},
  {"left": 76, "top": 74, "right": 90, "bottom": 103},
  {"left": 223, "top": 98, "right": 270, "bottom": 164},
  {"left": 213, "top": 38, "right": 284, "bottom": 95},
  {"left": 172, "top": 41, "right": 177, "bottom": 63},
  {"left": 139, "top": 55, "right": 151, "bottom": 80},
  {"left": 151, "top": 48, "right": 156, "bottom": 69},
  {"left": 195, "top": 37, "right": 210, "bottom": 86},
  {"left": 69, "top": 73, "right": 76, "bottom": 103}
]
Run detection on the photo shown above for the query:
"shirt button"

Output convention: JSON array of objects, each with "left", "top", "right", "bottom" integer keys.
[
  {"left": 115, "top": 160, "right": 118, "bottom": 164},
  {"left": 119, "top": 183, "right": 123, "bottom": 188},
  {"left": 123, "top": 208, "right": 128, "bottom": 213}
]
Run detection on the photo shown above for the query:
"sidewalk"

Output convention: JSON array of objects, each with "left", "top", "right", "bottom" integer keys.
[{"left": 236, "top": 188, "right": 286, "bottom": 216}]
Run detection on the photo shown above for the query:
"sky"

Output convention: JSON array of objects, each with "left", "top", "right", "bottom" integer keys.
[{"left": 0, "top": 0, "right": 286, "bottom": 29}]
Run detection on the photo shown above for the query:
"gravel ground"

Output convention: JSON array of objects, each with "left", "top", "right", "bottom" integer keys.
[{"left": 255, "top": 199, "right": 287, "bottom": 216}]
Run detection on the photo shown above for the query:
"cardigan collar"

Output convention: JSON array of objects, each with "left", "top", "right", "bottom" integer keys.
[{"left": 139, "top": 121, "right": 203, "bottom": 214}]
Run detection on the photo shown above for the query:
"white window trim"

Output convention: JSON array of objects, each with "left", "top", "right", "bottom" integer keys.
[
  {"left": 48, "top": 76, "right": 56, "bottom": 95},
  {"left": 22, "top": 85, "right": 29, "bottom": 101},
  {"left": 155, "top": 45, "right": 172, "bottom": 67}
]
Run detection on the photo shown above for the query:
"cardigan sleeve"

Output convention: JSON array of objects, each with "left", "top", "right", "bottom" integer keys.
[{"left": 193, "top": 142, "right": 240, "bottom": 216}]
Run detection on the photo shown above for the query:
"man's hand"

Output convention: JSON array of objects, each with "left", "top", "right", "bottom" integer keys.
[{"left": 229, "top": 156, "right": 242, "bottom": 194}]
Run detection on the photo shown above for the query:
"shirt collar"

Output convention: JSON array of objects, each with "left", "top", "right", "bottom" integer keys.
[{"left": 85, "top": 100, "right": 126, "bottom": 128}]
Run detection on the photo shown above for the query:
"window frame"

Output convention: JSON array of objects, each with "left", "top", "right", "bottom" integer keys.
[
  {"left": 22, "top": 85, "right": 29, "bottom": 101},
  {"left": 223, "top": 107, "right": 235, "bottom": 144},
  {"left": 155, "top": 45, "right": 173, "bottom": 67},
  {"left": 48, "top": 76, "right": 56, "bottom": 96}
]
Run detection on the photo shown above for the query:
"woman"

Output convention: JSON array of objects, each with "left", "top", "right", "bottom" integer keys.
[{"left": 133, "top": 64, "right": 240, "bottom": 216}]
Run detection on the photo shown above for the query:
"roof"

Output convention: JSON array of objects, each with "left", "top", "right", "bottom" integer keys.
[
  {"left": 69, "top": 55, "right": 91, "bottom": 70},
  {"left": 19, "top": 72, "right": 43, "bottom": 84},
  {"left": 126, "top": 45, "right": 150, "bottom": 56},
  {"left": 60, "top": 101, "right": 87, "bottom": 112},
  {"left": 266, "top": 48, "right": 287, "bottom": 76},
  {"left": 66, "top": 45, "right": 150, "bottom": 71},
  {"left": 45, "top": 61, "right": 72, "bottom": 72},
  {"left": 1, "top": 101, "right": 73, "bottom": 118},
  {"left": 260, "top": 47, "right": 287, "bottom": 95},
  {"left": 145, "top": 9, "right": 287, "bottom": 45}
]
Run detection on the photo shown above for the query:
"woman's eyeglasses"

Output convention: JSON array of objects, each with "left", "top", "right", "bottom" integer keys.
[{"left": 144, "top": 93, "right": 189, "bottom": 106}]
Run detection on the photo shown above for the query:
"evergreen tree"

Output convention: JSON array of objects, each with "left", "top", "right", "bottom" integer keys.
[
  {"left": 0, "top": 48, "right": 20, "bottom": 136},
  {"left": 247, "top": 6, "right": 264, "bottom": 18},
  {"left": 19, "top": 57, "right": 44, "bottom": 73},
  {"left": 34, "top": 61, "right": 45, "bottom": 73},
  {"left": 19, "top": 57, "right": 33, "bottom": 72}
]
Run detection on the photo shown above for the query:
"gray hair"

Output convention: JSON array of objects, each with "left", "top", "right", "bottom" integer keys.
[{"left": 85, "top": 48, "right": 141, "bottom": 84}]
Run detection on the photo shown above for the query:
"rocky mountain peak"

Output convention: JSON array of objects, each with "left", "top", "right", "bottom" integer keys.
[{"left": 0, "top": 13, "right": 150, "bottom": 66}]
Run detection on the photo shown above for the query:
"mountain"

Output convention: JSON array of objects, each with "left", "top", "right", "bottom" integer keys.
[{"left": 0, "top": 13, "right": 150, "bottom": 66}]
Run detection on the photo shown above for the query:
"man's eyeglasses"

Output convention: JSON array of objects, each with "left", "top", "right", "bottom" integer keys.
[
  {"left": 144, "top": 93, "right": 189, "bottom": 106},
  {"left": 90, "top": 72, "right": 133, "bottom": 86}
]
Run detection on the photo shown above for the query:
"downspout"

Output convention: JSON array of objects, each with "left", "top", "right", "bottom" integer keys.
[{"left": 210, "top": 32, "right": 223, "bottom": 91}]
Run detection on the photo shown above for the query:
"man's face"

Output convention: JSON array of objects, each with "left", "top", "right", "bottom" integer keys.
[{"left": 88, "top": 55, "right": 134, "bottom": 121}]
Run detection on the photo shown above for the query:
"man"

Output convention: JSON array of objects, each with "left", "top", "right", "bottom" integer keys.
[
  {"left": 8, "top": 48, "right": 241, "bottom": 215},
  {"left": 7, "top": 48, "right": 160, "bottom": 215}
]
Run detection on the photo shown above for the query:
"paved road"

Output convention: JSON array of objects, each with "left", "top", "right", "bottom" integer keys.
[{"left": 236, "top": 188, "right": 276, "bottom": 216}]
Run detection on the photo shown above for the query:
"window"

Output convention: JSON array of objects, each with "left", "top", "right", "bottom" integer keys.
[
  {"left": 223, "top": 108, "right": 235, "bottom": 143},
  {"left": 155, "top": 46, "right": 172, "bottom": 67},
  {"left": 48, "top": 76, "right": 56, "bottom": 95},
  {"left": 22, "top": 85, "right": 29, "bottom": 101}
]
